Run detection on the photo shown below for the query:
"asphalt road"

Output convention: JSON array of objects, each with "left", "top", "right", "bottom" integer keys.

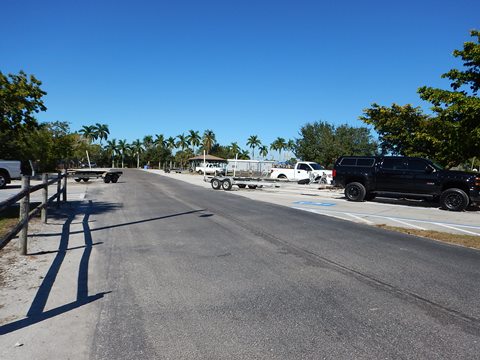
[
  {"left": 4, "top": 168, "right": 474, "bottom": 359},
  {"left": 73, "top": 169, "right": 479, "bottom": 359}
]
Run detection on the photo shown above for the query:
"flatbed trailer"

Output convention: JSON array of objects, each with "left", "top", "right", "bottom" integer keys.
[
  {"left": 68, "top": 168, "right": 123, "bottom": 183},
  {"left": 208, "top": 175, "right": 289, "bottom": 191}
]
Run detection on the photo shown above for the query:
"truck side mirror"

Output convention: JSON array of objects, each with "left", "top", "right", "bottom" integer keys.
[{"left": 425, "top": 166, "right": 434, "bottom": 174}]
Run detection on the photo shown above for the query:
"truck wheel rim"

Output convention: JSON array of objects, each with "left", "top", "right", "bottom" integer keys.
[
  {"left": 445, "top": 193, "right": 461, "bottom": 208},
  {"left": 348, "top": 186, "right": 359, "bottom": 198},
  {"left": 0, "top": 177, "right": 5, "bottom": 187}
]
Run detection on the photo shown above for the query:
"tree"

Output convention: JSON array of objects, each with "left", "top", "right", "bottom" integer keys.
[
  {"left": 131, "top": 139, "right": 144, "bottom": 168},
  {"left": 95, "top": 123, "right": 110, "bottom": 145},
  {"left": 202, "top": 129, "right": 216, "bottom": 154},
  {"left": 154, "top": 134, "right": 168, "bottom": 168},
  {"left": 79, "top": 125, "right": 98, "bottom": 143},
  {"left": 296, "top": 121, "right": 376, "bottom": 168},
  {"left": 286, "top": 139, "right": 296, "bottom": 160},
  {"left": 176, "top": 133, "right": 190, "bottom": 151},
  {"left": 105, "top": 139, "right": 118, "bottom": 168},
  {"left": 361, "top": 30, "right": 480, "bottom": 166},
  {"left": 166, "top": 136, "right": 176, "bottom": 152},
  {"left": 118, "top": 139, "right": 130, "bottom": 168},
  {"left": 270, "top": 137, "right": 287, "bottom": 160},
  {"left": 246, "top": 135, "right": 261, "bottom": 159},
  {"left": 229, "top": 142, "right": 241, "bottom": 157},
  {"left": 259, "top": 145, "right": 269, "bottom": 159},
  {"left": 187, "top": 130, "right": 201, "bottom": 154},
  {"left": 0, "top": 70, "right": 46, "bottom": 159}
]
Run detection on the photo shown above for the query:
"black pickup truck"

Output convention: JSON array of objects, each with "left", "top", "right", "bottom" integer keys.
[{"left": 333, "top": 156, "right": 480, "bottom": 211}]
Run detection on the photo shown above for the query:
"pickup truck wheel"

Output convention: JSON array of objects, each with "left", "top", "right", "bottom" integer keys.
[
  {"left": 440, "top": 188, "right": 469, "bottom": 211},
  {"left": 277, "top": 174, "right": 287, "bottom": 179},
  {"left": 0, "top": 171, "right": 7, "bottom": 189},
  {"left": 345, "top": 182, "right": 366, "bottom": 202},
  {"left": 211, "top": 178, "right": 221, "bottom": 190},
  {"left": 198, "top": 170, "right": 203, "bottom": 175},
  {"left": 221, "top": 179, "right": 233, "bottom": 191}
]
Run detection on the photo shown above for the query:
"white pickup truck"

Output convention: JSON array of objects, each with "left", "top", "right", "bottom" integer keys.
[
  {"left": 0, "top": 160, "right": 22, "bottom": 189},
  {"left": 269, "top": 161, "right": 333, "bottom": 184},
  {"left": 195, "top": 163, "right": 226, "bottom": 175}
]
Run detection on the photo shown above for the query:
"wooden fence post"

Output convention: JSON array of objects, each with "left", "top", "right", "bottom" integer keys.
[
  {"left": 57, "top": 172, "right": 61, "bottom": 208},
  {"left": 62, "top": 169, "right": 67, "bottom": 202},
  {"left": 41, "top": 173, "right": 48, "bottom": 223},
  {"left": 19, "top": 176, "right": 30, "bottom": 255}
]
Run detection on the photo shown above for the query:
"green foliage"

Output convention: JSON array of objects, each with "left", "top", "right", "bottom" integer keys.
[
  {"left": 0, "top": 70, "right": 47, "bottom": 159},
  {"left": 361, "top": 30, "right": 480, "bottom": 167},
  {"left": 246, "top": 135, "right": 261, "bottom": 159},
  {"left": 296, "top": 121, "right": 377, "bottom": 168},
  {"left": 360, "top": 103, "right": 433, "bottom": 156}
]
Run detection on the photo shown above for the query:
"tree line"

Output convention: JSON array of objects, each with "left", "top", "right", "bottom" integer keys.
[{"left": 1, "top": 30, "right": 478, "bottom": 171}]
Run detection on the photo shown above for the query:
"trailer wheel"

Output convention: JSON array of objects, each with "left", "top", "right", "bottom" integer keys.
[
  {"left": 211, "top": 178, "right": 221, "bottom": 190},
  {"left": 248, "top": 185, "right": 257, "bottom": 189},
  {"left": 111, "top": 174, "right": 119, "bottom": 183},
  {"left": 221, "top": 179, "right": 233, "bottom": 191},
  {"left": 82, "top": 178, "right": 89, "bottom": 182},
  {"left": 238, "top": 184, "right": 246, "bottom": 188},
  {"left": 74, "top": 178, "right": 81, "bottom": 183},
  {"left": 104, "top": 175, "right": 111, "bottom": 183}
]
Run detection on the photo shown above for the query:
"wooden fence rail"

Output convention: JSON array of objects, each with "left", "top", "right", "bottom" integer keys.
[{"left": 0, "top": 171, "right": 68, "bottom": 254}]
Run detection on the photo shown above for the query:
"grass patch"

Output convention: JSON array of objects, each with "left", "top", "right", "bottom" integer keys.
[
  {"left": 0, "top": 206, "right": 19, "bottom": 239},
  {"left": 377, "top": 225, "right": 480, "bottom": 250}
]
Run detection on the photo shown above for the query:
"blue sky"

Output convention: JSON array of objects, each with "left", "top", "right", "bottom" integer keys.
[{"left": 2, "top": 0, "right": 478, "bottom": 150}]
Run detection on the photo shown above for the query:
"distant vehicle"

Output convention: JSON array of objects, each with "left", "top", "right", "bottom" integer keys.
[
  {"left": 333, "top": 155, "right": 480, "bottom": 211},
  {"left": 0, "top": 160, "right": 22, "bottom": 189},
  {"left": 269, "top": 161, "right": 333, "bottom": 184},
  {"left": 195, "top": 163, "right": 225, "bottom": 175}
]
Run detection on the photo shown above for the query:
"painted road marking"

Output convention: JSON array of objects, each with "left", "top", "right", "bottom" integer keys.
[
  {"left": 386, "top": 217, "right": 426, "bottom": 231},
  {"left": 292, "top": 205, "right": 480, "bottom": 236},
  {"left": 293, "top": 201, "right": 336, "bottom": 207},
  {"left": 433, "top": 223, "right": 480, "bottom": 236}
]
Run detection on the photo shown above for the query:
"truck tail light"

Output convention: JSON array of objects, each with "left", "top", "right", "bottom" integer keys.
[
  {"left": 332, "top": 169, "right": 336, "bottom": 178},
  {"left": 476, "top": 177, "right": 480, "bottom": 186}
]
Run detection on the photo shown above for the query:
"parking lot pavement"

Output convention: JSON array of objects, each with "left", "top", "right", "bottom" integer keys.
[{"left": 147, "top": 169, "right": 480, "bottom": 236}]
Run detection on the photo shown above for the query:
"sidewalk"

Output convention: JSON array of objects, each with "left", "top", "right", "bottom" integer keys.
[{"left": 0, "top": 182, "right": 102, "bottom": 360}]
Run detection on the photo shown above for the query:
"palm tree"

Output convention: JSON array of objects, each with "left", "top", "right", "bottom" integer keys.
[
  {"left": 286, "top": 139, "right": 296, "bottom": 161},
  {"left": 246, "top": 135, "right": 261, "bottom": 160},
  {"left": 79, "top": 125, "right": 97, "bottom": 143},
  {"left": 259, "top": 145, "right": 269, "bottom": 159},
  {"left": 131, "top": 139, "right": 144, "bottom": 168},
  {"left": 154, "top": 134, "right": 166, "bottom": 169},
  {"left": 239, "top": 149, "right": 250, "bottom": 160},
  {"left": 271, "top": 137, "right": 287, "bottom": 161},
  {"left": 187, "top": 130, "right": 201, "bottom": 155},
  {"left": 95, "top": 123, "right": 110, "bottom": 145},
  {"left": 202, "top": 130, "right": 216, "bottom": 155},
  {"left": 105, "top": 139, "right": 118, "bottom": 168},
  {"left": 118, "top": 139, "right": 130, "bottom": 168},
  {"left": 176, "top": 133, "right": 190, "bottom": 151},
  {"left": 166, "top": 136, "right": 176, "bottom": 152},
  {"left": 143, "top": 135, "right": 154, "bottom": 150},
  {"left": 229, "top": 142, "right": 241, "bottom": 157}
]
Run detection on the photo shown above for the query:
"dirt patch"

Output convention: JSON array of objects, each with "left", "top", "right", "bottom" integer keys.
[{"left": 377, "top": 225, "right": 480, "bottom": 250}]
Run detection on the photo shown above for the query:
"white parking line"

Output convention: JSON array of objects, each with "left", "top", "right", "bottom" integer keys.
[
  {"left": 345, "top": 213, "right": 374, "bottom": 225},
  {"left": 386, "top": 217, "right": 426, "bottom": 230},
  {"left": 433, "top": 223, "right": 480, "bottom": 236},
  {"left": 292, "top": 205, "right": 480, "bottom": 236}
]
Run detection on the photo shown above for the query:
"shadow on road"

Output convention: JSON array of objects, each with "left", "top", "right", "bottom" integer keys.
[{"left": 0, "top": 200, "right": 111, "bottom": 336}]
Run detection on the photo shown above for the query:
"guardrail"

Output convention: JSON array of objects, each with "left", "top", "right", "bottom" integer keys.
[{"left": 0, "top": 171, "right": 68, "bottom": 254}]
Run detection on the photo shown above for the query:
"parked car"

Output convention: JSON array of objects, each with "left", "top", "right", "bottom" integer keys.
[
  {"left": 333, "top": 156, "right": 480, "bottom": 211},
  {"left": 0, "top": 160, "right": 22, "bottom": 189},
  {"left": 270, "top": 161, "right": 333, "bottom": 184},
  {"left": 195, "top": 163, "right": 225, "bottom": 175}
]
